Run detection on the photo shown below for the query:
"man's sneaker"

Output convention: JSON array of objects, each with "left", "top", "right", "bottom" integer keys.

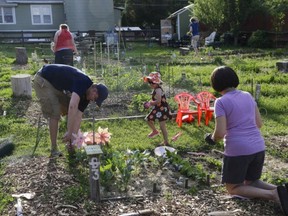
[
  {"left": 148, "top": 130, "right": 160, "bottom": 138},
  {"left": 50, "top": 150, "right": 63, "bottom": 158}
]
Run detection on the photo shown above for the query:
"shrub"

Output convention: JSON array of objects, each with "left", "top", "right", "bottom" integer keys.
[{"left": 247, "top": 30, "right": 272, "bottom": 48}]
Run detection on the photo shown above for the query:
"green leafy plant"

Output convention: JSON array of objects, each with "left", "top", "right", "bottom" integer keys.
[
  {"left": 167, "top": 151, "right": 208, "bottom": 185},
  {"left": 62, "top": 185, "right": 87, "bottom": 203},
  {"left": 248, "top": 30, "right": 272, "bottom": 48},
  {"left": 129, "top": 93, "right": 151, "bottom": 113}
]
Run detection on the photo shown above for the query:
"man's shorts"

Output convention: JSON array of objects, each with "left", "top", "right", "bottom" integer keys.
[
  {"left": 191, "top": 35, "right": 200, "bottom": 48},
  {"left": 33, "top": 72, "right": 70, "bottom": 120},
  {"left": 221, "top": 151, "right": 265, "bottom": 184}
]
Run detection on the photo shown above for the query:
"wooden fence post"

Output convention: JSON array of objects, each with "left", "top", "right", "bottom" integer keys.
[{"left": 85, "top": 145, "right": 103, "bottom": 202}]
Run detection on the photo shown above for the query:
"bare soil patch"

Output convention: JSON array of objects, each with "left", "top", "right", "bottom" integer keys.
[{"left": 1, "top": 154, "right": 283, "bottom": 216}]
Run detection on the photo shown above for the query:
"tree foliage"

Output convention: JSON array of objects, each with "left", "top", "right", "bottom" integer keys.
[
  {"left": 264, "top": 0, "right": 288, "bottom": 32},
  {"left": 193, "top": 0, "right": 287, "bottom": 34},
  {"left": 194, "top": 0, "right": 288, "bottom": 44},
  {"left": 193, "top": 0, "right": 225, "bottom": 30},
  {"left": 114, "top": 0, "right": 189, "bottom": 28}
]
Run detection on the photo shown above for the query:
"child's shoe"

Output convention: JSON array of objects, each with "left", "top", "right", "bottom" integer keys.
[{"left": 148, "top": 130, "right": 160, "bottom": 138}]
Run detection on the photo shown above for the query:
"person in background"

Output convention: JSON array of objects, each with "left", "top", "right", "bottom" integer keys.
[
  {"left": 189, "top": 17, "right": 200, "bottom": 55},
  {"left": 52, "top": 24, "right": 78, "bottom": 66},
  {"left": 33, "top": 64, "right": 108, "bottom": 157},
  {"left": 143, "top": 72, "right": 172, "bottom": 146},
  {"left": 207, "top": 66, "right": 288, "bottom": 215}
]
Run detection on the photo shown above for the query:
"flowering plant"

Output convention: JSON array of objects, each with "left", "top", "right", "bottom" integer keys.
[{"left": 70, "top": 127, "right": 112, "bottom": 149}]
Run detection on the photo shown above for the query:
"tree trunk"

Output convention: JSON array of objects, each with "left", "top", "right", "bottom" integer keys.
[
  {"left": 11, "top": 74, "right": 32, "bottom": 98},
  {"left": 15, "top": 47, "right": 28, "bottom": 65}
]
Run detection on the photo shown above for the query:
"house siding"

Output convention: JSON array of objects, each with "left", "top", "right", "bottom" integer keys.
[
  {"left": 114, "top": 8, "right": 122, "bottom": 26},
  {"left": 0, "top": 3, "right": 64, "bottom": 31},
  {"left": 64, "top": 0, "right": 114, "bottom": 32},
  {"left": 179, "top": 10, "right": 191, "bottom": 39}
]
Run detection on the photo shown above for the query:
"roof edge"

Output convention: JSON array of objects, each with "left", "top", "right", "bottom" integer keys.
[{"left": 7, "top": 0, "right": 64, "bottom": 3}]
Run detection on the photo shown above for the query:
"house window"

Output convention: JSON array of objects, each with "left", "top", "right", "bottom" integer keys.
[
  {"left": 0, "top": 7, "right": 16, "bottom": 24},
  {"left": 31, "top": 5, "right": 52, "bottom": 25}
]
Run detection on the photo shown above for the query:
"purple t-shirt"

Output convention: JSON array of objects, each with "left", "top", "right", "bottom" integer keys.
[{"left": 214, "top": 90, "right": 265, "bottom": 156}]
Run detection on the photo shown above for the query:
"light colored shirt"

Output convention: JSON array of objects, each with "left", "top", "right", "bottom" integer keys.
[{"left": 214, "top": 89, "right": 265, "bottom": 156}]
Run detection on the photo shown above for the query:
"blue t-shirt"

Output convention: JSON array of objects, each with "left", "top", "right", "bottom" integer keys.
[
  {"left": 190, "top": 21, "right": 199, "bottom": 36},
  {"left": 214, "top": 90, "right": 265, "bottom": 156},
  {"left": 40, "top": 64, "right": 93, "bottom": 112}
]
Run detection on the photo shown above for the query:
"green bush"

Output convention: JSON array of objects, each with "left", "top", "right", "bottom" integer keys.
[
  {"left": 247, "top": 30, "right": 272, "bottom": 48},
  {"left": 128, "top": 93, "right": 150, "bottom": 113}
]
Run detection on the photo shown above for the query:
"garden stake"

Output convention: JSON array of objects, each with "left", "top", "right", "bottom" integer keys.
[
  {"left": 207, "top": 174, "right": 210, "bottom": 186},
  {"left": 32, "top": 114, "right": 42, "bottom": 156},
  {"left": 184, "top": 178, "right": 189, "bottom": 188},
  {"left": 85, "top": 102, "right": 102, "bottom": 202},
  {"left": 255, "top": 84, "right": 261, "bottom": 102},
  {"left": 153, "top": 183, "right": 157, "bottom": 193}
]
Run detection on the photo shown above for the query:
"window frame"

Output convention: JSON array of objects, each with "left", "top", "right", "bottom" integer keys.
[
  {"left": 0, "top": 7, "right": 16, "bottom": 25},
  {"left": 30, "top": 5, "right": 53, "bottom": 25}
]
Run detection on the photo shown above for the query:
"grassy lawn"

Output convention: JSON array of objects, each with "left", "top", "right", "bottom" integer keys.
[{"left": 0, "top": 42, "right": 288, "bottom": 213}]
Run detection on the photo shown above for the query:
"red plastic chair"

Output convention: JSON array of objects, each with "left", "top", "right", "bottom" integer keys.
[
  {"left": 196, "top": 91, "right": 216, "bottom": 125},
  {"left": 174, "top": 92, "right": 201, "bottom": 127}
]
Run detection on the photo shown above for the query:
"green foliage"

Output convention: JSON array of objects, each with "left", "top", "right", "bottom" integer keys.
[
  {"left": 129, "top": 93, "right": 151, "bottom": 113},
  {"left": 100, "top": 148, "right": 152, "bottom": 192},
  {"left": 261, "top": 171, "right": 288, "bottom": 185},
  {"left": 194, "top": 0, "right": 225, "bottom": 30},
  {"left": 103, "top": 66, "right": 148, "bottom": 92},
  {"left": 62, "top": 185, "right": 87, "bottom": 203},
  {"left": 120, "top": 0, "right": 188, "bottom": 28},
  {"left": 0, "top": 163, "right": 14, "bottom": 212},
  {"left": 212, "top": 56, "right": 223, "bottom": 65},
  {"left": 264, "top": 0, "right": 288, "bottom": 32},
  {"left": 203, "top": 156, "right": 222, "bottom": 171},
  {"left": 167, "top": 152, "right": 208, "bottom": 185},
  {"left": 248, "top": 30, "right": 272, "bottom": 48}
]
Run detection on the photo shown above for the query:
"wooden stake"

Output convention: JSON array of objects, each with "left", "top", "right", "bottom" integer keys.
[{"left": 88, "top": 155, "right": 101, "bottom": 202}]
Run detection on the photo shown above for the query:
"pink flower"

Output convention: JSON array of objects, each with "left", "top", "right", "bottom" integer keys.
[
  {"left": 71, "top": 127, "right": 112, "bottom": 147},
  {"left": 95, "top": 127, "right": 112, "bottom": 145},
  {"left": 71, "top": 130, "right": 86, "bottom": 149},
  {"left": 83, "top": 132, "right": 95, "bottom": 145}
]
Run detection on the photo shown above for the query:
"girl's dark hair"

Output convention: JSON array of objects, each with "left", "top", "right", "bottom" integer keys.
[{"left": 210, "top": 66, "right": 239, "bottom": 92}]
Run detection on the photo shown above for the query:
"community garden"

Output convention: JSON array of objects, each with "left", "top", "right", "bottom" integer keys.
[{"left": 0, "top": 41, "right": 288, "bottom": 215}]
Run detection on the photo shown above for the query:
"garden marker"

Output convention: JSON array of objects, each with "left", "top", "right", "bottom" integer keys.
[
  {"left": 84, "top": 102, "right": 102, "bottom": 202},
  {"left": 85, "top": 145, "right": 103, "bottom": 202}
]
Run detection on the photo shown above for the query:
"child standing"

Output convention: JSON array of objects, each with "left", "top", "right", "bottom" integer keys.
[{"left": 143, "top": 72, "right": 172, "bottom": 146}]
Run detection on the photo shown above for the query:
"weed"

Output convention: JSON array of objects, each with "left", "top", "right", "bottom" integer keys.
[
  {"left": 62, "top": 185, "right": 87, "bottom": 203},
  {"left": 0, "top": 163, "right": 14, "bottom": 213},
  {"left": 129, "top": 93, "right": 151, "bottom": 113}
]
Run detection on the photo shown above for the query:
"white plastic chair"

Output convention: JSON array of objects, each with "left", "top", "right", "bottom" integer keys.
[{"left": 205, "top": 31, "right": 216, "bottom": 46}]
